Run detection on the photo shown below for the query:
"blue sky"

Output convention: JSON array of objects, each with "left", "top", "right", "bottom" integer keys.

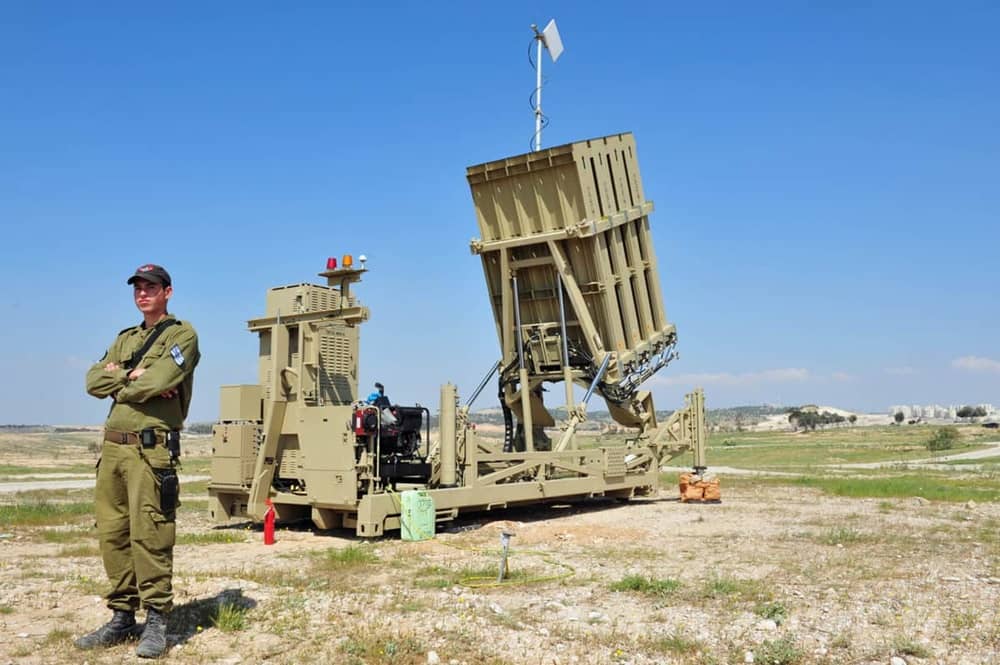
[{"left": 1, "top": 2, "right": 997, "bottom": 424}]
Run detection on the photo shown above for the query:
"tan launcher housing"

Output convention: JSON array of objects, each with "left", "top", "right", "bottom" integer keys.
[{"left": 208, "top": 133, "right": 708, "bottom": 537}]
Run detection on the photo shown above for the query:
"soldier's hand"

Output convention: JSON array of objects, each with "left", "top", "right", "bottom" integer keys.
[
  {"left": 128, "top": 367, "right": 146, "bottom": 381},
  {"left": 160, "top": 388, "right": 178, "bottom": 399},
  {"left": 104, "top": 362, "right": 121, "bottom": 372}
]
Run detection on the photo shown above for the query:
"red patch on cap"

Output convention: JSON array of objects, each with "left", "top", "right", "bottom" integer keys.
[{"left": 138, "top": 264, "right": 155, "bottom": 272}]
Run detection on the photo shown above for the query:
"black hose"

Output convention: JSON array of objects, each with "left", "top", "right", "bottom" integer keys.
[{"left": 500, "top": 378, "right": 514, "bottom": 452}]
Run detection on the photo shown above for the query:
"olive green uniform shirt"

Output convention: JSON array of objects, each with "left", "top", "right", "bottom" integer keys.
[{"left": 86, "top": 315, "right": 200, "bottom": 432}]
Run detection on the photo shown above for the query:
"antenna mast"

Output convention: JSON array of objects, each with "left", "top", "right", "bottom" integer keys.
[{"left": 530, "top": 19, "right": 564, "bottom": 152}]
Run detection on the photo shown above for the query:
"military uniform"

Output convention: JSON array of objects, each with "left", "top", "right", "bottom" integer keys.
[{"left": 85, "top": 314, "right": 199, "bottom": 615}]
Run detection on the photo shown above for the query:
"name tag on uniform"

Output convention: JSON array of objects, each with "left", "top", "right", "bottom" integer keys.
[{"left": 170, "top": 344, "right": 185, "bottom": 366}]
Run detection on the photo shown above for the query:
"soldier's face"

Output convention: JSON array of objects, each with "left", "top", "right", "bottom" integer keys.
[{"left": 133, "top": 279, "right": 172, "bottom": 316}]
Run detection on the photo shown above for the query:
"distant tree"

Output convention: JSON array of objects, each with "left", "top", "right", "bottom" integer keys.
[
  {"left": 927, "top": 426, "right": 959, "bottom": 452},
  {"left": 186, "top": 422, "right": 214, "bottom": 434},
  {"left": 956, "top": 406, "right": 987, "bottom": 421},
  {"left": 848, "top": 414, "right": 858, "bottom": 425},
  {"left": 823, "top": 411, "right": 846, "bottom": 427},
  {"left": 894, "top": 411, "right": 905, "bottom": 424},
  {"left": 787, "top": 408, "right": 844, "bottom": 431},
  {"left": 799, "top": 412, "right": 819, "bottom": 430}
]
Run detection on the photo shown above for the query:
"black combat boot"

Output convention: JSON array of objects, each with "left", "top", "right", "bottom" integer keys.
[
  {"left": 74, "top": 609, "right": 140, "bottom": 649},
  {"left": 136, "top": 607, "right": 168, "bottom": 658}
]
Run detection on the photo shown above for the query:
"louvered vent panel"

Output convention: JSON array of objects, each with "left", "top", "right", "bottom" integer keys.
[
  {"left": 308, "top": 289, "right": 341, "bottom": 312},
  {"left": 319, "top": 332, "right": 353, "bottom": 404},
  {"left": 604, "top": 448, "right": 626, "bottom": 480}
]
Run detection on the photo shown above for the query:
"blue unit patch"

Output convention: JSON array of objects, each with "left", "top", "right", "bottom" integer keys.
[{"left": 170, "top": 344, "right": 184, "bottom": 366}]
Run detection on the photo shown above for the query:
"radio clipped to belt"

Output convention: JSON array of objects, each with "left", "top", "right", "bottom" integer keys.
[
  {"left": 139, "top": 428, "right": 182, "bottom": 460},
  {"left": 166, "top": 431, "right": 181, "bottom": 460},
  {"left": 140, "top": 428, "right": 158, "bottom": 448}
]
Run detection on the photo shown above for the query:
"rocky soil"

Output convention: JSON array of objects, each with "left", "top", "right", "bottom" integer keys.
[{"left": 1, "top": 480, "right": 998, "bottom": 665}]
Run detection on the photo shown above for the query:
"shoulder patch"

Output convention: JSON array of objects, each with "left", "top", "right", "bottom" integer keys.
[{"left": 170, "top": 344, "right": 185, "bottom": 366}]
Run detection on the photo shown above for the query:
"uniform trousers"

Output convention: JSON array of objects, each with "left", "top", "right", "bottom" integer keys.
[{"left": 94, "top": 440, "right": 178, "bottom": 613}]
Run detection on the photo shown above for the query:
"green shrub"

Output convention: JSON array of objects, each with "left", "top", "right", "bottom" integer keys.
[
  {"left": 819, "top": 526, "right": 867, "bottom": 545},
  {"left": 927, "top": 427, "right": 959, "bottom": 451},
  {"left": 650, "top": 632, "right": 704, "bottom": 655},
  {"left": 212, "top": 601, "right": 248, "bottom": 632},
  {"left": 892, "top": 636, "right": 931, "bottom": 658},
  {"left": 177, "top": 531, "right": 247, "bottom": 545},
  {"left": 610, "top": 574, "right": 681, "bottom": 596},
  {"left": 318, "top": 544, "right": 379, "bottom": 569},
  {"left": 755, "top": 601, "right": 789, "bottom": 625},
  {"left": 754, "top": 636, "right": 803, "bottom": 664},
  {"left": 702, "top": 575, "right": 767, "bottom": 600}
]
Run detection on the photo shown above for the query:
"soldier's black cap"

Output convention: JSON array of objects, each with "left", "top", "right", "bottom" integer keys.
[{"left": 127, "top": 264, "right": 172, "bottom": 287}]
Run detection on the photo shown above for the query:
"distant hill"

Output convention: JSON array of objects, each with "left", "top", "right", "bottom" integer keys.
[
  {"left": 0, "top": 425, "right": 101, "bottom": 433},
  {"left": 462, "top": 404, "right": 793, "bottom": 430},
  {"left": 37, "top": 404, "right": 886, "bottom": 435},
  {"left": 0, "top": 424, "right": 52, "bottom": 433}
]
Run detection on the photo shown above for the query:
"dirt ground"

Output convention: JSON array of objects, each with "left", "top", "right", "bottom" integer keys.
[{"left": 1, "top": 476, "right": 998, "bottom": 665}]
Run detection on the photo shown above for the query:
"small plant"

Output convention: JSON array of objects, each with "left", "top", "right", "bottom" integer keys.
[
  {"left": 650, "top": 631, "right": 703, "bottom": 655},
  {"left": 319, "top": 544, "right": 379, "bottom": 569},
  {"left": 65, "top": 574, "right": 105, "bottom": 595},
  {"left": 754, "top": 636, "right": 803, "bottom": 665},
  {"left": 0, "top": 605, "right": 14, "bottom": 614},
  {"left": 341, "top": 628, "right": 423, "bottom": 665},
  {"left": 10, "top": 644, "right": 33, "bottom": 658},
  {"left": 946, "top": 609, "right": 978, "bottom": 644},
  {"left": 892, "top": 636, "right": 931, "bottom": 658},
  {"left": 411, "top": 565, "right": 454, "bottom": 589},
  {"left": 57, "top": 544, "right": 100, "bottom": 558},
  {"left": 705, "top": 576, "right": 740, "bottom": 596},
  {"left": 819, "top": 526, "right": 866, "bottom": 545},
  {"left": 177, "top": 531, "right": 247, "bottom": 545},
  {"left": 39, "top": 527, "right": 92, "bottom": 544},
  {"left": 946, "top": 610, "right": 977, "bottom": 632},
  {"left": 702, "top": 575, "right": 767, "bottom": 600},
  {"left": 43, "top": 628, "right": 73, "bottom": 646},
  {"left": 394, "top": 599, "right": 427, "bottom": 613},
  {"left": 610, "top": 574, "right": 681, "bottom": 596},
  {"left": 830, "top": 633, "right": 850, "bottom": 650},
  {"left": 212, "top": 601, "right": 248, "bottom": 632},
  {"left": 755, "top": 601, "right": 789, "bottom": 625}
]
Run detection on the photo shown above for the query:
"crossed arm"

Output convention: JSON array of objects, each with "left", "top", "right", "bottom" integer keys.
[{"left": 86, "top": 328, "right": 199, "bottom": 403}]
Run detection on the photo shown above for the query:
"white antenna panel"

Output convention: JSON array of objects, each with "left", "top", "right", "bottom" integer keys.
[{"left": 542, "top": 19, "right": 564, "bottom": 62}]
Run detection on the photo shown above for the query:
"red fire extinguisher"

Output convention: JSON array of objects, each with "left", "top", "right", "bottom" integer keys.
[{"left": 263, "top": 498, "right": 276, "bottom": 545}]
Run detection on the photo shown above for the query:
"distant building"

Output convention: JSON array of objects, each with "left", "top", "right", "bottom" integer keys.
[{"left": 888, "top": 403, "right": 995, "bottom": 420}]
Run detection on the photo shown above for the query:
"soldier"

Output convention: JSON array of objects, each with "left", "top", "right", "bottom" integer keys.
[{"left": 76, "top": 264, "right": 200, "bottom": 659}]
